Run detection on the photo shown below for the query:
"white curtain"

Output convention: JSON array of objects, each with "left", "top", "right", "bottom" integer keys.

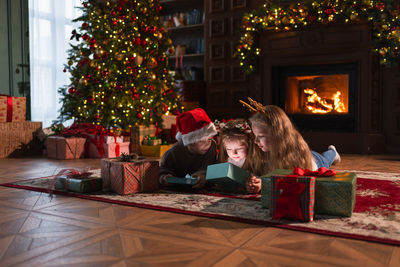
[{"left": 29, "top": 0, "right": 81, "bottom": 127}]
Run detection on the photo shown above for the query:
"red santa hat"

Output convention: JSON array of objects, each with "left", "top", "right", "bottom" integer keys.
[{"left": 175, "top": 108, "right": 218, "bottom": 146}]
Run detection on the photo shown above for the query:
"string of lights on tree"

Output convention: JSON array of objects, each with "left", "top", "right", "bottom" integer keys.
[
  {"left": 238, "top": 0, "right": 400, "bottom": 74},
  {"left": 57, "top": 0, "right": 183, "bottom": 131}
]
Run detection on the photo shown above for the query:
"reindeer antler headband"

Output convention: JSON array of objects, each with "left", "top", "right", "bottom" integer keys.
[{"left": 239, "top": 97, "right": 267, "bottom": 114}]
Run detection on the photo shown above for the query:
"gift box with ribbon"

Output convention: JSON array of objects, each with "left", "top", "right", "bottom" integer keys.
[
  {"left": 269, "top": 175, "right": 315, "bottom": 222},
  {"left": 46, "top": 136, "right": 86, "bottom": 159},
  {"left": 101, "top": 154, "right": 159, "bottom": 195},
  {"left": 51, "top": 169, "right": 102, "bottom": 193},
  {"left": 261, "top": 168, "right": 357, "bottom": 217},
  {"left": 0, "top": 95, "right": 26, "bottom": 122},
  {"left": 86, "top": 134, "right": 129, "bottom": 158},
  {"left": 206, "top": 162, "right": 248, "bottom": 191}
]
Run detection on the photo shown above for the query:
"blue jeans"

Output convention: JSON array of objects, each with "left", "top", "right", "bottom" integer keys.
[{"left": 311, "top": 149, "right": 336, "bottom": 168}]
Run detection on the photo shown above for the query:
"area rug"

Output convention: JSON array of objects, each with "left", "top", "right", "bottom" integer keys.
[{"left": 1, "top": 169, "right": 400, "bottom": 246}]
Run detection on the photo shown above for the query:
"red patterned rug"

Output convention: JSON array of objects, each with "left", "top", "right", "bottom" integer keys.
[{"left": 1, "top": 169, "right": 400, "bottom": 246}]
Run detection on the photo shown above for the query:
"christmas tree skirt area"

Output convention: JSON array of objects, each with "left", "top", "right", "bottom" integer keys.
[{"left": 1, "top": 169, "right": 400, "bottom": 246}]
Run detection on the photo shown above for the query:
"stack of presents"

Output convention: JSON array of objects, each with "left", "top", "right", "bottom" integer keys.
[
  {"left": 45, "top": 113, "right": 177, "bottom": 160},
  {"left": 0, "top": 95, "right": 42, "bottom": 158}
]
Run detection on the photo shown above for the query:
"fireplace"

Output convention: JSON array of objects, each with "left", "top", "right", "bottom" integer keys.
[
  {"left": 259, "top": 22, "right": 386, "bottom": 153},
  {"left": 272, "top": 63, "right": 357, "bottom": 132}
]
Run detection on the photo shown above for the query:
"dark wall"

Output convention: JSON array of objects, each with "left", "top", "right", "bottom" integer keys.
[{"left": 0, "top": 0, "right": 30, "bottom": 119}]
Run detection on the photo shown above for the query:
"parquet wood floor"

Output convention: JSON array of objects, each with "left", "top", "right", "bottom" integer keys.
[{"left": 0, "top": 154, "right": 399, "bottom": 266}]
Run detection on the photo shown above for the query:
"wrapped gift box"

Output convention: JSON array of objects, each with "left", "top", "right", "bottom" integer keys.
[
  {"left": 206, "top": 162, "right": 248, "bottom": 190},
  {"left": 269, "top": 175, "right": 315, "bottom": 222},
  {"left": 130, "top": 125, "right": 156, "bottom": 154},
  {"left": 103, "top": 135, "right": 124, "bottom": 144},
  {"left": 0, "top": 121, "right": 42, "bottom": 158},
  {"left": 54, "top": 175, "right": 103, "bottom": 193},
  {"left": 101, "top": 158, "right": 159, "bottom": 194},
  {"left": 87, "top": 141, "right": 130, "bottom": 158},
  {"left": 46, "top": 136, "right": 86, "bottom": 159},
  {"left": 261, "top": 169, "right": 357, "bottom": 217},
  {"left": 0, "top": 95, "right": 26, "bottom": 122},
  {"left": 166, "top": 176, "right": 197, "bottom": 185},
  {"left": 140, "top": 144, "right": 172, "bottom": 158},
  {"left": 162, "top": 114, "right": 177, "bottom": 129}
]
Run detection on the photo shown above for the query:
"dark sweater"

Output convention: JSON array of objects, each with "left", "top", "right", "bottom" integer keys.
[{"left": 159, "top": 141, "right": 218, "bottom": 179}]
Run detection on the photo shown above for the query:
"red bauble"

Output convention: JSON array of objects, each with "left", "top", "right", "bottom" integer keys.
[
  {"left": 87, "top": 96, "right": 94, "bottom": 103},
  {"left": 68, "top": 87, "right": 76, "bottom": 94},
  {"left": 82, "top": 22, "right": 89, "bottom": 28},
  {"left": 94, "top": 114, "right": 100, "bottom": 120},
  {"left": 113, "top": 21, "right": 118, "bottom": 26},
  {"left": 82, "top": 34, "right": 89, "bottom": 40},
  {"left": 63, "top": 68, "right": 67, "bottom": 72}
]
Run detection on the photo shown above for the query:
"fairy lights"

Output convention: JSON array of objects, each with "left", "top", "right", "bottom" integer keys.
[{"left": 239, "top": 0, "right": 400, "bottom": 74}]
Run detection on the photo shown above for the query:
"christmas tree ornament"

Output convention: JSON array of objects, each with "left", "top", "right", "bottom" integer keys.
[{"left": 135, "top": 55, "right": 144, "bottom": 65}]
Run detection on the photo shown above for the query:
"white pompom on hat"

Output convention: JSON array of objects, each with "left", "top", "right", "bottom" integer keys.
[{"left": 175, "top": 108, "right": 218, "bottom": 146}]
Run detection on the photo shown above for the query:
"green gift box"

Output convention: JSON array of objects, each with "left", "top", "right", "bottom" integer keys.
[
  {"left": 54, "top": 175, "right": 103, "bottom": 193},
  {"left": 261, "top": 169, "right": 357, "bottom": 217},
  {"left": 206, "top": 162, "right": 248, "bottom": 190},
  {"left": 166, "top": 176, "right": 197, "bottom": 185}
]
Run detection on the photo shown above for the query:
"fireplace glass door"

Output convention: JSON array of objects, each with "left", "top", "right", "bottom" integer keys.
[{"left": 272, "top": 63, "right": 357, "bottom": 132}]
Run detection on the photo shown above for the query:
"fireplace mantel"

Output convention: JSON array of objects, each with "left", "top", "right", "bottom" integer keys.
[{"left": 259, "top": 22, "right": 386, "bottom": 153}]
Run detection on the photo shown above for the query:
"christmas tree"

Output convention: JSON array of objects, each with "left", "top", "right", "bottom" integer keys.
[{"left": 58, "top": 0, "right": 182, "bottom": 131}]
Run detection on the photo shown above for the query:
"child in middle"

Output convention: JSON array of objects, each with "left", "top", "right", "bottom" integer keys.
[{"left": 217, "top": 119, "right": 267, "bottom": 192}]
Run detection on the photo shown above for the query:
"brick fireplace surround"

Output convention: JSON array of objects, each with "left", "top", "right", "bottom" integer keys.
[{"left": 258, "top": 22, "right": 400, "bottom": 154}]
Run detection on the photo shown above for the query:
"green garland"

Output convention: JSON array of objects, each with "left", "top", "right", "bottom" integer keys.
[{"left": 238, "top": 0, "right": 400, "bottom": 74}]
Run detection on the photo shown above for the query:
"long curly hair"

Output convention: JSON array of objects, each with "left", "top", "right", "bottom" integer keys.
[
  {"left": 249, "top": 105, "right": 313, "bottom": 175},
  {"left": 218, "top": 119, "right": 266, "bottom": 175}
]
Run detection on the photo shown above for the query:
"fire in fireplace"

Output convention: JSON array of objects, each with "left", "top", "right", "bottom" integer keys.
[
  {"left": 272, "top": 63, "right": 357, "bottom": 132},
  {"left": 285, "top": 74, "right": 349, "bottom": 115}
]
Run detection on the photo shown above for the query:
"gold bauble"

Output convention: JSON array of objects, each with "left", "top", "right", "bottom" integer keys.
[
  {"left": 115, "top": 53, "right": 124, "bottom": 61},
  {"left": 135, "top": 55, "right": 144, "bottom": 65},
  {"left": 68, "top": 60, "right": 73, "bottom": 66}
]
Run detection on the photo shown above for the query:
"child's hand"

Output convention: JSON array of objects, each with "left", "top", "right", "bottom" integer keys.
[
  {"left": 160, "top": 174, "right": 173, "bottom": 185},
  {"left": 246, "top": 175, "right": 262, "bottom": 194},
  {"left": 191, "top": 171, "right": 206, "bottom": 189}
]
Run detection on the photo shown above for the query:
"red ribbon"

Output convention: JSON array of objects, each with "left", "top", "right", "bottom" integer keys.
[
  {"left": 6, "top": 96, "right": 12, "bottom": 122},
  {"left": 293, "top": 167, "right": 336, "bottom": 177},
  {"left": 114, "top": 135, "right": 120, "bottom": 157},
  {"left": 273, "top": 176, "right": 306, "bottom": 221},
  {"left": 0, "top": 95, "right": 13, "bottom": 122}
]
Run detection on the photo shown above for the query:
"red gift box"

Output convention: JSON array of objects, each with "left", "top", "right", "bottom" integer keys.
[
  {"left": 0, "top": 95, "right": 26, "bottom": 122},
  {"left": 46, "top": 136, "right": 86, "bottom": 159},
  {"left": 101, "top": 158, "right": 159, "bottom": 194},
  {"left": 269, "top": 175, "right": 316, "bottom": 222}
]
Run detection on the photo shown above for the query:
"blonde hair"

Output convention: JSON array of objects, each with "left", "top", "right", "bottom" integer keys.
[
  {"left": 218, "top": 119, "right": 265, "bottom": 175},
  {"left": 249, "top": 106, "right": 313, "bottom": 175}
]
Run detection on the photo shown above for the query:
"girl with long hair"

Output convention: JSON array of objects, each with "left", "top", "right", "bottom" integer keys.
[{"left": 242, "top": 99, "right": 340, "bottom": 193}]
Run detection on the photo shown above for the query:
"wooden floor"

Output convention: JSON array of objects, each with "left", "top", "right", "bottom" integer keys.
[{"left": 0, "top": 154, "right": 399, "bottom": 266}]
